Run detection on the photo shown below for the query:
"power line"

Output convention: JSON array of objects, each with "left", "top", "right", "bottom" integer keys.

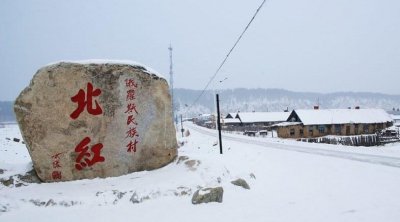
[{"left": 188, "top": 0, "right": 268, "bottom": 109}]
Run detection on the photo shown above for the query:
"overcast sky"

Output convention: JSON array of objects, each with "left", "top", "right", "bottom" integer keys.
[{"left": 1, "top": 0, "right": 399, "bottom": 101}]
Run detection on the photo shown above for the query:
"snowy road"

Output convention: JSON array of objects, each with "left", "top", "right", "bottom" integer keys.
[{"left": 187, "top": 124, "right": 400, "bottom": 168}]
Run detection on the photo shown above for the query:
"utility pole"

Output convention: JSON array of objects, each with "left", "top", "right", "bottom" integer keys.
[
  {"left": 216, "top": 94, "right": 223, "bottom": 154},
  {"left": 168, "top": 44, "right": 175, "bottom": 124},
  {"left": 214, "top": 77, "right": 228, "bottom": 130},
  {"left": 180, "top": 114, "right": 184, "bottom": 137}
]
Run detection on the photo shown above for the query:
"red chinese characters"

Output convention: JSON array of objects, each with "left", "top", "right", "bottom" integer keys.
[
  {"left": 124, "top": 103, "right": 138, "bottom": 114},
  {"left": 51, "top": 152, "right": 65, "bottom": 180},
  {"left": 70, "top": 82, "right": 103, "bottom": 119},
  {"left": 125, "top": 79, "right": 138, "bottom": 88},
  {"left": 126, "top": 89, "right": 136, "bottom": 101},
  {"left": 70, "top": 82, "right": 105, "bottom": 171},
  {"left": 126, "top": 127, "right": 139, "bottom": 138},
  {"left": 52, "top": 171, "right": 62, "bottom": 180},
  {"left": 124, "top": 78, "right": 139, "bottom": 153},
  {"left": 74, "top": 137, "right": 105, "bottom": 170},
  {"left": 52, "top": 153, "right": 62, "bottom": 169},
  {"left": 127, "top": 115, "right": 137, "bottom": 125},
  {"left": 126, "top": 140, "right": 138, "bottom": 153}
]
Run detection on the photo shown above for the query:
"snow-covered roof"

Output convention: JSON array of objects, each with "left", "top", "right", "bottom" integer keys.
[
  {"left": 391, "top": 114, "right": 400, "bottom": 120},
  {"left": 292, "top": 109, "right": 393, "bottom": 125},
  {"left": 225, "top": 113, "right": 237, "bottom": 119},
  {"left": 237, "top": 112, "right": 290, "bottom": 123},
  {"left": 46, "top": 59, "right": 165, "bottom": 79},
  {"left": 223, "top": 118, "right": 241, "bottom": 124},
  {"left": 274, "top": 122, "right": 302, "bottom": 127},
  {"left": 199, "top": 113, "right": 213, "bottom": 117},
  {"left": 196, "top": 114, "right": 214, "bottom": 121}
]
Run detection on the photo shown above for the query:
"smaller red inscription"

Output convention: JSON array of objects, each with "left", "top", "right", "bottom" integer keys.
[
  {"left": 126, "top": 127, "right": 139, "bottom": 138},
  {"left": 50, "top": 152, "right": 65, "bottom": 179},
  {"left": 75, "top": 137, "right": 105, "bottom": 170},
  {"left": 51, "top": 152, "right": 64, "bottom": 159},
  {"left": 126, "top": 115, "right": 138, "bottom": 126},
  {"left": 52, "top": 160, "right": 61, "bottom": 169},
  {"left": 124, "top": 103, "right": 138, "bottom": 114},
  {"left": 126, "top": 140, "right": 138, "bottom": 153},
  {"left": 52, "top": 171, "right": 62, "bottom": 180},
  {"left": 126, "top": 89, "right": 136, "bottom": 101},
  {"left": 125, "top": 79, "right": 138, "bottom": 88},
  {"left": 124, "top": 78, "right": 139, "bottom": 154}
]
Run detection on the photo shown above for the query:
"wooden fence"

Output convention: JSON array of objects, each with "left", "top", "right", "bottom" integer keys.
[{"left": 300, "top": 134, "right": 399, "bottom": 147}]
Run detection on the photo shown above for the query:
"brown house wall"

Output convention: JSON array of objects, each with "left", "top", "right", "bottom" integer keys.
[{"left": 277, "top": 122, "right": 391, "bottom": 139}]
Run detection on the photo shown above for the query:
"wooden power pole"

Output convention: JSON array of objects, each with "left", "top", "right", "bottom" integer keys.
[{"left": 216, "top": 94, "right": 223, "bottom": 154}]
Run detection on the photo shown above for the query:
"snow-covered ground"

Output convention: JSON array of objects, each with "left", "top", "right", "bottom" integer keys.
[
  {"left": 194, "top": 122, "right": 400, "bottom": 167},
  {"left": 1, "top": 122, "right": 400, "bottom": 222}
]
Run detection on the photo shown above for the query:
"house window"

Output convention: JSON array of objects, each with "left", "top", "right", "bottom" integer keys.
[
  {"left": 346, "top": 126, "right": 350, "bottom": 135},
  {"left": 290, "top": 128, "right": 295, "bottom": 136},
  {"left": 364, "top": 125, "right": 369, "bottom": 133},
  {"left": 335, "top": 125, "right": 341, "bottom": 134},
  {"left": 354, "top": 124, "right": 359, "bottom": 134},
  {"left": 318, "top": 125, "right": 325, "bottom": 134},
  {"left": 308, "top": 126, "right": 313, "bottom": 136},
  {"left": 299, "top": 129, "right": 304, "bottom": 136}
]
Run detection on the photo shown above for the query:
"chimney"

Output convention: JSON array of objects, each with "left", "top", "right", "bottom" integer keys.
[
  {"left": 355, "top": 106, "right": 360, "bottom": 109},
  {"left": 313, "top": 105, "right": 319, "bottom": 110}
]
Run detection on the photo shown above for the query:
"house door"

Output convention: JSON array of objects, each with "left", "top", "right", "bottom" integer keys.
[{"left": 346, "top": 126, "right": 350, "bottom": 135}]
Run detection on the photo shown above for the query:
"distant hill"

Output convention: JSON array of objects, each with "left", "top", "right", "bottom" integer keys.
[
  {"left": 174, "top": 88, "right": 400, "bottom": 116},
  {"left": 2, "top": 88, "right": 400, "bottom": 122},
  {"left": 0, "top": 101, "right": 15, "bottom": 122}
]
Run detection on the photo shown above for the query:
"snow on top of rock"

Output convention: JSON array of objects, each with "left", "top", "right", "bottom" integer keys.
[
  {"left": 293, "top": 108, "right": 393, "bottom": 125},
  {"left": 198, "top": 188, "right": 212, "bottom": 195},
  {"left": 46, "top": 59, "right": 165, "bottom": 79}
]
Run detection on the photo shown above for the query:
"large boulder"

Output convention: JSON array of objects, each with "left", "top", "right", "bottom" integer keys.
[{"left": 14, "top": 60, "right": 177, "bottom": 182}]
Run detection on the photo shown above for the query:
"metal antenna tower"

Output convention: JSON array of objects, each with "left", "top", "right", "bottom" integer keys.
[{"left": 168, "top": 44, "right": 175, "bottom": 120}]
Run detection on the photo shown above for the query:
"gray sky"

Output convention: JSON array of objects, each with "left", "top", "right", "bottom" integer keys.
[{"left": 1, "top": 0, "right": 400, "bottom": 101}]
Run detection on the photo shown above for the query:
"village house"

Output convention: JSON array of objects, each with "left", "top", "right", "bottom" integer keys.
[
  {"left": 223, "top": 111, "right": 290, "bottom": 131},
  {"left": 276, "top": 108, "right": 393, "bottom": 138},
  {"left": 193, "top": 113, "right": 215, "bottom": 129},
  {"left": 389, "top": 111, "right": 400, "bottom": 127},
  {"left": 391, "top": 115, "right": 400, "bottom": 127}
]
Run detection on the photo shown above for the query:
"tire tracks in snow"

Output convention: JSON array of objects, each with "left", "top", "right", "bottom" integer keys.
[{"left": 188, "top": 124, "right": 400, "bottom": 168}]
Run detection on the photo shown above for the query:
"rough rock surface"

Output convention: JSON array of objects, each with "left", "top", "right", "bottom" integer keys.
[
  {"left": 231, "top": 178, "right": 250, "bottom": 190},
  {"left": 14, "top": 61, "right": 177, "bottom": 182},
  {"left": 191, "top": 187, "right": 224, "bottom": 204}
]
